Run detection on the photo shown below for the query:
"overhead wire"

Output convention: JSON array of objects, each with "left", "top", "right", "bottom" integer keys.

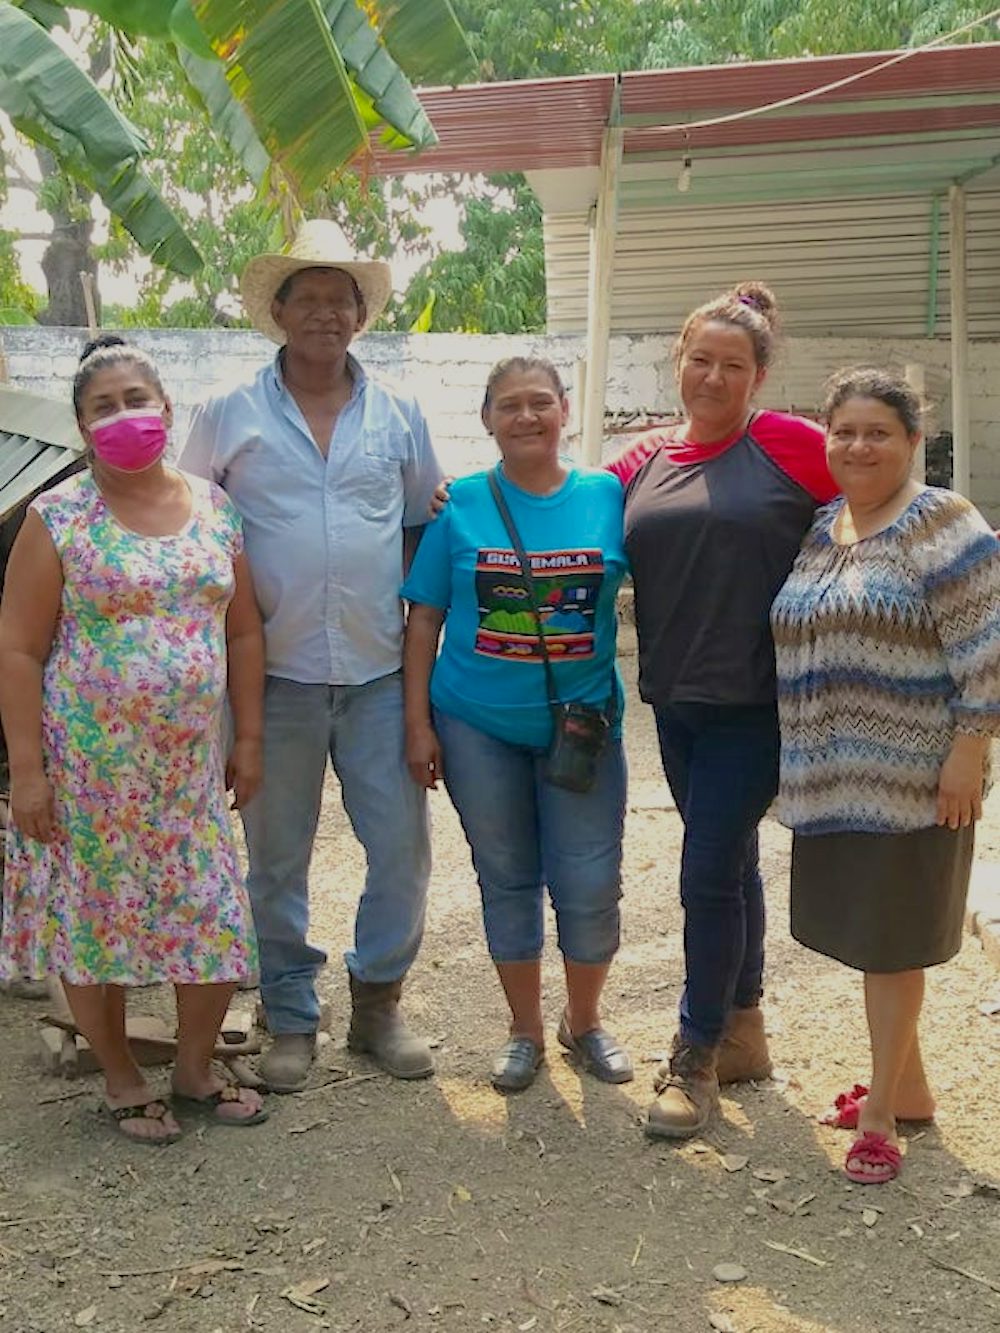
[{"left": 628, "top": 6, "right": 1000, "bottom": 137}]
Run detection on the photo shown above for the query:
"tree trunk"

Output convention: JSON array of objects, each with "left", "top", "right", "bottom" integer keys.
[
  {"left": 37, "top": 219, "right": 100, "bottom": 329},
  {"left": 34, "top": 149, "right": 100, "bottom": 329}
]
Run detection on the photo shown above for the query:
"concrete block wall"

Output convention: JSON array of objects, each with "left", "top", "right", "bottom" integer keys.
[{"left": 3, "top": 327, "right": 998, "bottom": 522}]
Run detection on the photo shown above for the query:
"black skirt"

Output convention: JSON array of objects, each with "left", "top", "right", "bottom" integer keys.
[{"left": 790, "top": 823, "right": 975, "bottom": 972}]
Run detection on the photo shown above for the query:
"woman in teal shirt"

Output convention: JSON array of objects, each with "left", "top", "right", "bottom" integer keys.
[{"left": 403, "top": 357, "right": 632, "bottom": 1093}]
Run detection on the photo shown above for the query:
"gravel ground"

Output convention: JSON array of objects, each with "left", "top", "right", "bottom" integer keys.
[{"left": 1, "top": 636, "right": 999, "bottom": 1333}]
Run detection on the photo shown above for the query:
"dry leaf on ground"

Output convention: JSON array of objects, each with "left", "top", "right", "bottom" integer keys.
[
  {"left": 591, "top": 1284, "right": 624, "bottom": 1306},
  {"left": 721, "top": 1154, "right": 749, "bottom": 1173},
  {"left": 281, "top": 1276, "right": 330, "bottom": 1315}
]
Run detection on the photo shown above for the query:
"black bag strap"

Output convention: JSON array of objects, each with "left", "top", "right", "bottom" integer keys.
[{"left": 487, "top": 468, "right": 561, "bottom": 710}]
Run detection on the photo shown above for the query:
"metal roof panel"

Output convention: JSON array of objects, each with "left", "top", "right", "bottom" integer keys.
[
  {"left": 371, "top": 44, "right": 1000, "bottom": 176},
  {"left": 0, "top": 386, "right": 85, "bottom": 522}
]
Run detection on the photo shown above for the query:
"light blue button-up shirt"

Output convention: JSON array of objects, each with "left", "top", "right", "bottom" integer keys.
[{"left": 180, "top": 352, "right": 442, "bottom": 686}]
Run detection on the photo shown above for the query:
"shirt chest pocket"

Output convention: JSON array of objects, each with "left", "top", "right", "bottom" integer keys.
[{"left": 353, "top": 430, "right": 406, "bottom": 522}]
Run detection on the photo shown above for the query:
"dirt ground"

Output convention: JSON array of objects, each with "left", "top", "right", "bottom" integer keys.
[{"left": 2, "top": 637, "right": 1000, "bottom": 1333}]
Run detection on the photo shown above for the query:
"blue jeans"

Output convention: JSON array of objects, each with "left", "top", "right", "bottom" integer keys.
[
  {"left": 654, "top": 702, "right": 779, "bottom": 1049},
  {"left": 242, "top": 672, "right": 431, "bottom": 1034},
  {"left": 435, "top": 709, "right": 626, "bottom": 964}
]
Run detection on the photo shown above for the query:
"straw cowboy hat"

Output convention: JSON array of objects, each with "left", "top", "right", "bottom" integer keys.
[{"left": 241, "top": 219, "right": 393, "bottom": 343}]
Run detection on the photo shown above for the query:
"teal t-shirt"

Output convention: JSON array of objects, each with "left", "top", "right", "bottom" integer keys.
[{"left": 402, "top": 465, "right": 627, "bottom": 748}]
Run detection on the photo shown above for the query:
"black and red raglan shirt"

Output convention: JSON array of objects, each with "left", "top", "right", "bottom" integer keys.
[{"left": 610, "top": 411, "right": 838, "bottom": 709}]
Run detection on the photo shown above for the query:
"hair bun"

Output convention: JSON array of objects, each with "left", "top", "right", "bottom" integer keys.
[
  {"left": 731, "top": 281, "right": 778, "bottom": 328},
  {"left": 79, "top": 333, "right": 127, "bottom": 365}
]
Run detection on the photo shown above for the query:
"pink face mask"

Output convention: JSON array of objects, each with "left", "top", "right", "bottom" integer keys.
[{"left": 88, "top": 408, "right": 168, "bottom": 472}]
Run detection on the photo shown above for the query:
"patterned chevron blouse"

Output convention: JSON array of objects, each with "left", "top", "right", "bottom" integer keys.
[{"left": 772, "top": 488, "right": 1000, "bottom": 835}]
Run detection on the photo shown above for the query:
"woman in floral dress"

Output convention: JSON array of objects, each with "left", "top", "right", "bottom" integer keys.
[{"left": 0, "top": 336, "right": 267, "bottom": 1142}]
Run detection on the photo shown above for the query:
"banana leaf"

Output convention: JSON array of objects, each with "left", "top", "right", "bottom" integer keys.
[
  {"left": 65, "top": 1, "right": 215, "bottom": 57},
  {"left": 0, "top": 6, "right": 202, "bottom": 275},
  {"left": 321, "top": 1, "right": 436, "bottom": 149},
  {"left": 177, "top": 46, "right": 271, "bottom": 184},
  {"left": 167, "top": 0, "right": 215, "bottom": 56},
  {"left": 178, "top": 26, "right": 412, "bottom": 185},
  {"left": 409, "top": 291, "right": 435, "bottom": 333},
  {"left": 361, "top": 0, "right": 476, "bottom": 87},
  {"left": 70, "top": 0, "right": 174, "bottom": 37},
  {"left": 11, "top": 1, "right": 68, "bottom": 30},
  {"left": 191, "top": 0, "right": 371, "bottom": 199}
]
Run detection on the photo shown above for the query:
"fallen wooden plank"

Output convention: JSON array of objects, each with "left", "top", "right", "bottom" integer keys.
[{"left": 39, "top": 1013, "right": 260, "bottom": 1062}]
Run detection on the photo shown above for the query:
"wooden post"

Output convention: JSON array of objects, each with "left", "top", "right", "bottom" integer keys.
[
  {"left": 79, "top": 271, "right": 98, "bottom": 339},
  {"left": 581, "top": 79, "right": 624, "bottom": 466},
  {"left": 949, "top": 183, "right": 970, "bottom": 496}
]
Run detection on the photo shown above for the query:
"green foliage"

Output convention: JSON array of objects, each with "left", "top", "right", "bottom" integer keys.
[
  {"left": 96, "top": 37, "right": 435, "bottom": 326},
  {"left": 69, "top": 1, "right": 214, "bottom": 55},
  {"left": 409, "top": 290, "right": 436, "bottom": 332},
  {"left": 363, "top": 0, "right": 477, "bottom": 87},
  {"left": 0, "top": 0, "right": 477, "bottom": 310},
  {"left": 320, "top": 0, "right": 458, "bottom": 151},
  {"left": 644, "top": 1, "right": 996, "bottom": 67},
  {"left": 13, "top": 0, "right": 68, "bottom": 29},
  {"left": 415, "top": 1, "right": 680, "bottom": 334},
  {"left": 0, "top": 2, "right": 202, "bottom": 274},
  {"left": 191, "top": 0, "right": 372, "bottom": 199},
  {"left": 437, "top": 0, "right": 997, "bottom": 334},
  {"left": 396, "top": 176, "right": 545, "bottom": 333},
  {"left": 184, "top": 0, "right": 475, "bottom": 202},
  {"left": 452, "top": 0, "right": 678, "bottom": 79},
  {"left": 0, "top": 230, "right": 42, "bottom": 318}
]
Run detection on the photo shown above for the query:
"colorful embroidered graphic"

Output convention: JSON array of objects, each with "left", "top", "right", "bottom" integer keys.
[{"left": 474, "top": 548, "right": 604, "bottom": 661}]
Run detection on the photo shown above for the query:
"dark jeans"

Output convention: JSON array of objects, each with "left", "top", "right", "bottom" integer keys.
[{"left": 654, "top": 702, "right": 780, "bottom": 1049}]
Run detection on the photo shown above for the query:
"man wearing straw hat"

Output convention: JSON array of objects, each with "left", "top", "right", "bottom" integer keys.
[{"left": 181, "top": 220, "right": 442, "bottom": 1092}]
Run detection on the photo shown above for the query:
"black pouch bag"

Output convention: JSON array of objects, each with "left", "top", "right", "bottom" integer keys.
[{"left": 487, "top": 470, "right": 612, "bottom": 794}]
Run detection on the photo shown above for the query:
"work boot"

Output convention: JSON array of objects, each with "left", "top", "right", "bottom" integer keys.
[
  {"left": 260, "top": 1033, "right": 316, "bottom": 1093},
  {"left": 347, "top": 974, "right": 434, "bottom": 1080},
  {"left": 654, "top": 1008, "right": 772, "bottom": 1090},
  {"left": 715, "top": 1006, "right": 772, "bottom": 1084},
  {"left": 645, "top": 1041, "right": 719, "bottom": 1140}
]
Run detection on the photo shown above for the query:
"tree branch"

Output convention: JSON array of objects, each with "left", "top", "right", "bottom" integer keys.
[{"left": 5, "top": 167, "right": 39, "bottom": 194}]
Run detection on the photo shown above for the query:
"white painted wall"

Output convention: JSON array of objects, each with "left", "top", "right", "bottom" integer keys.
[{"left": 3, "top": 326, "right": 998, "bottom": 519}]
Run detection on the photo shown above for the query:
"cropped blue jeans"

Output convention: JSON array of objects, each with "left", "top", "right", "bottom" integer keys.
[{"left": 434, "top": 709, "right": 626, "bottom": 964}]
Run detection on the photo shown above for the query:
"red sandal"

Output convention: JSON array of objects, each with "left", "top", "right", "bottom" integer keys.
[
  {"left": 820, "top": 1083, "right": 869, "bottom": 1129},
  {"left": 844, "top": 1131, "right": 902, "bottom": 1184}
]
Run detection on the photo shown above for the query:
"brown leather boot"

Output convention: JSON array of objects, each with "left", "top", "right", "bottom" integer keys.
[
  {"left": 645, "top": 1041, "right": 719, "bottom": 1140},
  {"left": 654, "top": 1008, "right": 772, "bottom": 1090},
  {"left": 260, "top": 1033, "right": 316, "bottom": 1093},
  {"left": 347, "top": 975, "right": 434, "bottom": 1080},
  {"left": 715, "top": 1006, "right": 772, "bottom": 1083}
]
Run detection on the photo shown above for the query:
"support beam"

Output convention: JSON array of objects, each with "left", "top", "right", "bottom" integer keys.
[
  {"left": 949, "top": 182, "right": 970, "bottom": 497},
  {"left": 581, "top": 78, "right": 624, "bottom": 466},
  {"left": 925, "top": 193, "right": 942, "bottom": 338}
]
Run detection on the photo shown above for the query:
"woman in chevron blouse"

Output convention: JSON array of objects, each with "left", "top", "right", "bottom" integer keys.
[{"left": 772, "top": 368, "right": 1000, "bottom": 1185}]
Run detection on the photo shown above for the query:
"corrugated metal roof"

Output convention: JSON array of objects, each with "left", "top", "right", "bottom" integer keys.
[
  {"left": 366, "top": 41, "right": 1000, "bottom": 339},
  {"left": 0, "top": 385, "right": 85, "bottom": 522},
  {"left": 372, "top": 44, "right": 1000, "bottom": 176}
]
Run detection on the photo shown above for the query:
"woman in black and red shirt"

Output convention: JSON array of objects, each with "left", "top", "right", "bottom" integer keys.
[{"left": 614, "top": 283, "right": 837, "bottom": 1140}]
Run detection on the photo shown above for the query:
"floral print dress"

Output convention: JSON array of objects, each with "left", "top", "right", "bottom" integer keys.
[{"left": 0, "top": 471, "right": 257, "bottom": 986}]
